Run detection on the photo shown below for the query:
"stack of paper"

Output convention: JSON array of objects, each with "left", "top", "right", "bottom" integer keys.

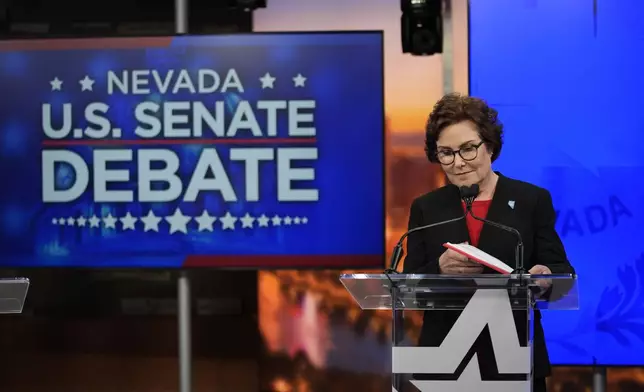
[{"left": 443, "top": 242, "right": 514, "bottom": 274}]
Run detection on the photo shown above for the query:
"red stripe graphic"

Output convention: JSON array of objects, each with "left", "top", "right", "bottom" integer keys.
[
  {"left": 183, "top": 255, "right": 383, "bottom": 268},
  {"left": 41, "top": 137, "right": 317, "bottom": 147}
]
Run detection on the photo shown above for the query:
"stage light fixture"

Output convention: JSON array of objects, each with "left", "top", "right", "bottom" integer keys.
[{"left": 400, "top": 0, "right": 443, "bottom": 56}]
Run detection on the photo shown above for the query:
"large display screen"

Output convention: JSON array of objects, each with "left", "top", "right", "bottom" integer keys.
[
  {"left": 470, "top": 0, "right": 644, "bottom": 365},
  {"left": 0, "top": 32, "right": 385, "bottom": 269}
]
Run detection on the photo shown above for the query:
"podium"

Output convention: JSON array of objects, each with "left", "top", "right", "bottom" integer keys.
[
  {"left": 0, "top": 278, "right": 30, "bottom": 314},
  {"left": 340, "top": 273, "right": 578, "bottom": 392}
]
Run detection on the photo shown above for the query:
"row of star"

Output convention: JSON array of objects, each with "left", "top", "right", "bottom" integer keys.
[
  {"left": 51, "top": 209, "right": 308, "bottom": 234},
  {"left": 49, "top": 73, "right": 307, "bottom": 92},
  {"left": 259, "top": 72, "right": 307, "bottom": 89}
]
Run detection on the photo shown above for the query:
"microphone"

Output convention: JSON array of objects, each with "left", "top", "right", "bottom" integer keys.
[
  {"left": 460, "top": 184, "right": 479, "bottom": 211},
  {"left": 458, "top": 184, "right": 527, "bottom": 275},
  {"left": 386, "top": 213, "right": 466, "bottom": 274}
]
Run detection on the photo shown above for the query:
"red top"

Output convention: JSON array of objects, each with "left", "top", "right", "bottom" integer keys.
[{"left": 462, "top": 200, "right": 492, "bottom": 247}]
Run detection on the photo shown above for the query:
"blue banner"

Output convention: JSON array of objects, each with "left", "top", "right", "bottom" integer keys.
[{"left": 0, "top": 32, "right": 385, "bottom": 268}]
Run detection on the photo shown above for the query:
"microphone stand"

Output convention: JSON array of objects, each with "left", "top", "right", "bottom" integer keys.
[
  {"left": 385, "top": 215, "right": 466, "bottom": 276},
  {"left": 383, "top": 216, "right": 465, "bottom": 321},
  {"left": 382, "top": 215, "right": 466, "bottom": 355},
  {"left": 463, "top": 196, "right": 528, "bottom": 286}
]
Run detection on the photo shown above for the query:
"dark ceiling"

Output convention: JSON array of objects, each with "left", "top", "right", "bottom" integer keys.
[{"left": 0, "top": 0, "right": 264, "bottom": 37}]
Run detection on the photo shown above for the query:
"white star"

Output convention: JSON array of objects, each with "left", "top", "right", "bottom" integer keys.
[
  {"left": 77, "top": 216, "right": 87, "bottom": 227},
  {"left": 294, "top": 217, "right": 301, "bottom": 224},
  {"left": 302, "top": 217, "right": 308, "bottom": 224},
  {"left": 120, "top": 212, "right": 137, "bottom": 231},
  {"left": 257, "top": 214, "right": 270, "bottom": 227},
  {"left": 52, "top": 218, "right": 58, "bottom": 225},
  {"left": 67, "top": 217, "right": 75, "bottom": 226},
  {"left": 58, "top": 217, "right": 66, "bottom": 225},
  {"left": 220, "top": 211, "right": 237, "bottom": 230},
  {"left": 284, "top": 216, "right": 292, "bottom": 225},
  {"left": 50, "top": 77, "right": 63, "bottom": 91},
  {"left": 259, "top": 72, "right": 276, "bottom": 89},
  {"left": 141, "top": 210, "right": 161, "bottom": 232},
  {"left": 103, "top": 214, "right": 117, "bottom": 229},
  {"left": 79, "top": 75, "right": 95, "bottom": 91},
  {"left": 89, "top": 215, "right": 101, "bottom": 228},
  {"left": 240, "top": 213, "right": 255, "bottom": 229},
  {"left": 271, "top": 215, "right": 281, "bottom": 226},
  {"left": 165, "top": 208, "right": 191, "bottom": 234},
  {"left": 195, "top": 210, "right": 216, "bottom": 232},
  {"left": 293, "top": 73, "right": 306, "bottom": 87}
]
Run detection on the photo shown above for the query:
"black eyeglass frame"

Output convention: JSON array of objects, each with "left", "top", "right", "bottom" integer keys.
[{"left": 435, "top": 141, "right": 486, "bottom": 165}]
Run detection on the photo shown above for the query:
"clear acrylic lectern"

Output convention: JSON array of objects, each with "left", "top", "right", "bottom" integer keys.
[
  {"left": 0, "top": 278, "right": 30, "bottom": 314},
  {"left": 340, "top": 273, "right": 578, "bottom": 392}
]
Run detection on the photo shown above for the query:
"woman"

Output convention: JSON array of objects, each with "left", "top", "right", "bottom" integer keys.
[{"left": 402, "top": 93, "right": 575, "bottom": 392}]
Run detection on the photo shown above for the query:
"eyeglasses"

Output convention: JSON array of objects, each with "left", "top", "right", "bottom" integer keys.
[{"left": 435, "top": 141, "right": 485, "bottom": 165}]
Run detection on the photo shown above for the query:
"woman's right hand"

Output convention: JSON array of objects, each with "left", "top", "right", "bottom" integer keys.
[{"left": 439, "top": 247, "right": 484, "bottom": 274}]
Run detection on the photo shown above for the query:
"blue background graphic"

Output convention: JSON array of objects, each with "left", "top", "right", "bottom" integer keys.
[
  {"left": 0, "top": 32, "right": 385, "bottom": 268},
  {"left": 470, "top": 0, "right": 644, "bottom": 365}
]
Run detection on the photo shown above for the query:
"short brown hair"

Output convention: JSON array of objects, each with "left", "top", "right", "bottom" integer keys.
[{"left": 424, "top": 93, "right": 504, "bottom": 163}]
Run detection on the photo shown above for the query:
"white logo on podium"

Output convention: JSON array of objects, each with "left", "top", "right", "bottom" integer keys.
[{"left": 392, "top": 289, "right": 531, "bottom": 392}]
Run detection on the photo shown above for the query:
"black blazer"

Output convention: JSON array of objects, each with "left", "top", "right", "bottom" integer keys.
[{"left": 402, "top": 172, "right": 575, "bottom": 378}]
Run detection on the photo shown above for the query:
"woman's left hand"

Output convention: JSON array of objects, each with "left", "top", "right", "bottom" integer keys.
[
  {"left": 529, "top": 265, "right": 551, "bottom": 275},
  {"left": 529, "top": 264, "right": 552, "bottom": 289}
]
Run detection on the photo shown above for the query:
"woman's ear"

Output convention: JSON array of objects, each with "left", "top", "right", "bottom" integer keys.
[{"left": 484, "top": 143, "right": 494, "bottom": 158}]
